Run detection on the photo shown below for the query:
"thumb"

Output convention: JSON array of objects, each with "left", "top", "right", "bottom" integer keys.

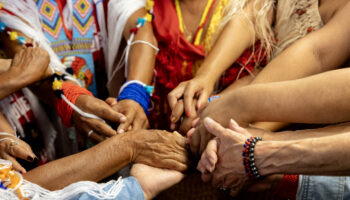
[
  {"left": 228, "top": 119, "right": 245, "bottom": 132},
  {"left": 203, "top": 117, "right": 228, "bottom": 138}
]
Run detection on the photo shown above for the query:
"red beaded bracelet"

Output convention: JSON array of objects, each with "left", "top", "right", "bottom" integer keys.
[{"left": 242, "top": 136, "right": 263, "bottom": 179}]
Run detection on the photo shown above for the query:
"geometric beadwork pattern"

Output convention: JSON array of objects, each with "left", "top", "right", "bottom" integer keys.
[
  {"left": 73, "top": 0, "right": 94, "bottom": 36},
  {"left": 74, "top": 0, "right": 92, "bottom": 18},
  {"left": 38, "top": 0, "right": 63, "bottom": 40}
]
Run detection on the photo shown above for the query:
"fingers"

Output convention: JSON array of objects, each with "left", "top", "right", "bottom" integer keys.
[
  {"left": 170, "top": 99, "right": 184, "bottom": 125},
  {"left": 190, "top": 127, "right": 201, "bottom": 154},
  {"left": 183, "top": 84, "right": 196, "bottom": 118},
  {"left": 79, "top": 123, "right": 105, "bottom": 143},
  {"left": 192, "top": 118, "right": 200, "bottom": 128},
  {"left": 196, "top": 92, "right": 208, "bottom": 110},
  {"left": 204, "top": 139, "right": 218, "bottom": 172},
  {"left": 197, "top": 139, "right": 218, "bottom": 174},
  {"left": 105, "top": 97, "right": 117, "bottom": 106},
  {"left": 229, "top": 119, "right": 245, "bottom": 132},
  {"left": 9, "top": 143, "right": 35, "bottom": 161},
  {"left": 159, "top": 158, "right": 188, "bottom": 172},
  {"left": 117, "top": 108, "right": 136, "bottom": 134},
  {"left": 96, "top": 101, "right": 127, "bottom": 123},
  {"left": 2, "top": 154, "right": 26, "bottom": 174},
  {"left": 85, "top": 118, "right": 116, "bottom": 137},
  {"left": 133, "top": 114, "right": 148, "bottom": 130},
  {"left": 203, "top": 117, "right": 228, "bottom": 138},
  {"left": 186, "top": 128, "right": 195, "bottom": 144},
  {"left": 168, "top": 83, "right": 186, "bottom": 110}
]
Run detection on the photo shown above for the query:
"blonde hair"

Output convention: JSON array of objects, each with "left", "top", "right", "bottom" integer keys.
[{"left": 220, "top": 0, "right": 276, "bottom": 62}]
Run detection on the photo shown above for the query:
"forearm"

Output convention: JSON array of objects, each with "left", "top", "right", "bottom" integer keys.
[
  {"left": 196, "top": 14, "right": 255, "bottom": 83},
  {"left": 0, "top": 68, "right": 34, "bottom": 100},
  {"left": 24, "top": 133, "right": 133, "bottom": 190},
  {"left": 256, "top": 131, "right": 350, "bottom": 176},
  {"left": 227, "top": 68, "right": 350, "bottom": 124}
]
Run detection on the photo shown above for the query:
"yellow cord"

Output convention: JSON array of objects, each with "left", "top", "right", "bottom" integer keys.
[{"left": 174, "top": 0, "right": 214, "bottom": 45}]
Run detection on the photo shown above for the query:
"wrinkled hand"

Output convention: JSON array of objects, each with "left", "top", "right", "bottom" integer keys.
[
  {"left": 0, "top": 134, "right": 36, "bottom": 174},
  {"left": 168, "top": 76, "right": 214, "bottom": 125},
  {"left": 73, "top": 95, "right": 127, "bottom": 143},
  {"left": 130, "top": 129, "right": 188, "bottom": 172},
  {"left": 197, "top": 117, "right": 257, "bottom": 197},
  {"left": 106, "top": 98, "right": 149, "bottom": 134},
  {"left": 11, "top": 47, "right": 52, "bottom": 84},
  {"left": 131, "top": 164, "right": 185, "bottom": 199}
]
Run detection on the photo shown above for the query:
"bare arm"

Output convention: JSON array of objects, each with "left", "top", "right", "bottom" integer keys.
[
  {"left": 0, "top": 48, "right": 50, "bottom": 100},
  {"left": 256, "top": 128, "right": 350, "bottom": 176},
  {"left": 24, "top": 129, "right": 188, "bottom": 190},
  {"left": 107, "top": 8, "right": 157, "bottom": 133},
  {"left": 224, "top": 68, "right": 350, "bottom": 125},
  {"left": 247, "top": 2, "right": 350, "bottom": 130},
  {"left": 193, "top": 68, "right": 350, "bottom": 153},
  {"left": 169, "top": 0, "right": 273, "bottom": 119}
]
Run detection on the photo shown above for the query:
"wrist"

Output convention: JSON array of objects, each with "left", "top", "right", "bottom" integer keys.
[
  {"left": 195, "top": 71, "right": 217, "bottom": 87},
  {"left": 255, "top": 140, "right": 295, "bottom": 176},
  {"left": 7, "top": 67, "right": 31, "bottom": 88},
  {"left": 223, "top": 90, "right": 252, "bottom": 125}
]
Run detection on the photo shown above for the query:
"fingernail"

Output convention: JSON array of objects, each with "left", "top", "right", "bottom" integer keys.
[
  {"left": 121, "top": 116, "right": 127, "bottom": 122},
  {"left": 230, "top": 119, "right": 239, "bottom": 128},
  {"left": 204, "top": 117, "right": 213, "bottom": 125},
  {"left": 170, "top": 116, "right": 175, "bottom": 122},
  {"left": 118, "top": 129, "right": 124, "bottom": 134},
  {"left": 27, "top": 156, "right": 34, "bottom": 162},
  {"left": 186, "top": 110, "right": 190, "bottom": 117}
]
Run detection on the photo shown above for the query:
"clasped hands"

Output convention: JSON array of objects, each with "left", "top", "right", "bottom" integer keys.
[{"left": 190, "top": 116, "right": 273, "bottom": 196}]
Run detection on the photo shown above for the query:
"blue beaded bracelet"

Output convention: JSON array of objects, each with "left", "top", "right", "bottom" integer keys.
[{"left": 117, "top": 83, "right": 150, "bottom": 115}]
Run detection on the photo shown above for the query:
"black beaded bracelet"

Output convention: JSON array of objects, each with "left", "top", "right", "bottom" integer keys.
[{"left": 242, "top": 136, "right": 262, "bottom": 179}]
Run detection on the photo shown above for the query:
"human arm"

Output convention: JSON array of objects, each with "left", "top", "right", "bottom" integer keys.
[
  {"left": 0, "top": 47, "right": 51, "bottom": 100},
  {"left": 245, "top": 2, "right": 350, "bottom": 131},
  {"left": 109, "top": 8, "right": 157, "bottom": 133},
  {"left": 23, "top": 129, "right": 188, "bottom": 190},
  {"left": 0, "top": 111, "right": 36, "bottom": 173},
  {"left": 197, "top": 118, "right": 350, "bottom": 197},
  {"left": 191, "top": 67, "right": 350, "bottom": 154},
  {"left": 168, "top": 0, "right": 273, "bottom": 122}
]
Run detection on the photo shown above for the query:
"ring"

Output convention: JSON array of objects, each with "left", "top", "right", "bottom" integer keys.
[
  {"left": 219, "top": 187, "right": 230, "bottom": 195},
  {"left": 88, "top": 130, "right": 94, "bottom": 137}
]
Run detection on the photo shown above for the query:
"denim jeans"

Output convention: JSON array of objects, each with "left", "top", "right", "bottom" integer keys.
[
  {"left": 297, "top": 175, "right": 350, "bottom": 200},
  {"left": 74, "top": 177, "right": 144, "bottom": 200}
]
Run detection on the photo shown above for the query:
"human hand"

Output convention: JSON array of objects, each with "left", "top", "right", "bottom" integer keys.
[
  {"left": 130, "top": 129, "right": 188, "bottom": 172},
  {"left": 105, "top": 98, "right": 149, "bottom": 134},
  {"left": 168, "top": 76, "right": 214, "bottom": 124},
  {"left": 10, "top": 47, "right": 52, "bottom": 84},
  {"left": 197, "top": 117, "right": 258, "bottom": 196},
  {"left": 131, "top": 163, "right": 185, "bottom": 199},
  {"left": 0, "top": 133, "right": 36, "bottom": 174},
  {"left": 188, "top": 92, "right": 250, "bottom": 154},
  {"left": 72, "top": 95, "right": 127, "bottom": 143}
]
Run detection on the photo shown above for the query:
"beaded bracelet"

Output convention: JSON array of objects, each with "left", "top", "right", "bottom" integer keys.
[{"left": 242, "top": 136, "right": 263, "bottom": 179}]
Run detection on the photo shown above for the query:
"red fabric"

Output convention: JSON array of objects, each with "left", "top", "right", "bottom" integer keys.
[
  {"left": 152, "top": 0, "right": 205, "bottom": 90},
  {"left": 55, "top": 82, "right": 93, "bottom": 127},
  {"left": 274, "top": 174, "right": 299, "bottom": 200},
  {"left": 150, "top": 0, "right": 267, "bottom": 129}
]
